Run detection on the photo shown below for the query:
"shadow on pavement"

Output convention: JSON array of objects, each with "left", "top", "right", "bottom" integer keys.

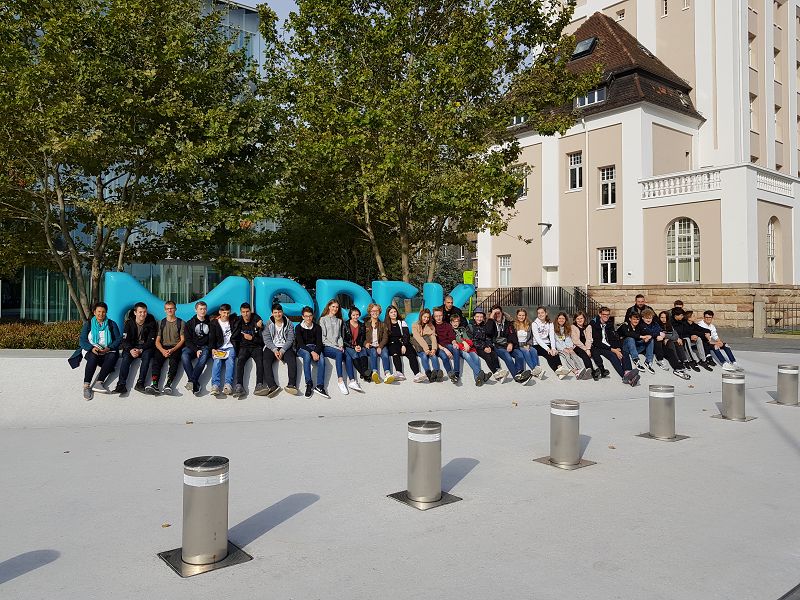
[
  {"left": 0, "top": 550, "right": 60, "bottom": 585},
  {"left": 580, "top": 434, "right": 591, "bottom": 457},
  {"left": 441, "top": 458, "right": 479, "bottom": 493},
  {"left": 228, "top": 493, "right": 320, "bottom": 548}
]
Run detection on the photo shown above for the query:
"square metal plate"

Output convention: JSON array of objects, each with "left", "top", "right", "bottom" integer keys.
[
  {"left": 158, "top": 542, "right": 253, "bottom": 578},
  {"left": 635, "top": 433, "right": 690, "bottom": 442},
  {"left": 387, "top": 490, "right": 462, "bottom": 511},
  {"left": 710, "top": 414, "right": 757, "bottom": 422},
  {"left": 767, "top": 400, "right": 800, "bottom": 407},
  {"left": 533, "top": 456, "right": 596, "bottom": 470}
]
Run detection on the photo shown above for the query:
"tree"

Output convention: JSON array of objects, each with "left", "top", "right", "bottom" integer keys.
[
  {"left": 273, "top": 0, "right": 601, "bottom": 284},
  {"left": 0, "top": 0, "right": 277, "bottom": 319}
]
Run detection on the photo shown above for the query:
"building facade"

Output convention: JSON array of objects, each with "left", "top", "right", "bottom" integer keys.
[{"left": 477, "top": 0, "right": 800, "bottom": 292}]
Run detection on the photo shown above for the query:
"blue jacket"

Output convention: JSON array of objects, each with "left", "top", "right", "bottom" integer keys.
[{"left": 79, "top": 319, "right": 122, "bottom": 352}]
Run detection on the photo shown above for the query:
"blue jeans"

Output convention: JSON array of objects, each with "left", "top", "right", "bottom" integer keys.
[
  {"left": 211, "top": 346, "right": 236, "bottom": 387},
  {"left": 181, "top": 347, "right": 210, "bottom": 385},
  {"left": 297, "top": 346, "right": 325, "bottom": 386},
  {"left": 622, "top": 338, "right": 654, "bottom": 364},
  {"left": 461, "top": 351, "right": 482, "bottom": 377},
  {"left": 518, "top": 346, "right": 540, "bottom": 369},
  {"left": 322, "top": 346, "right": 345, "bottom": 378},
  {"left": 437, "top": 344, "right": 461, "bottom": 375},
  {"left": 711, "top": 344, "right": 735, "bottom": 364},
  {"left": 344, "top": 347, "right": 365, "bottom": 379},
  {"left": 368, "top": 346, "right": 392, "bottom": 374},
  {"left": 417, "top": 352, "right": 441, "bottom": 372},
  {"left": 495, "top": 347, "right": 523, "bottom": 375}
]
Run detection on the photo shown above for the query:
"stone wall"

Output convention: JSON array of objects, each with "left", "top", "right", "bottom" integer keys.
[{"left": 587, "top": 284, "right": 800, "bottom": 329}]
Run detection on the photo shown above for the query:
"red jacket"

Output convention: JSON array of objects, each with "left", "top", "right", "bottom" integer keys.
[{"left": 434, "top": 321, "right": 456, "bottom": 346}]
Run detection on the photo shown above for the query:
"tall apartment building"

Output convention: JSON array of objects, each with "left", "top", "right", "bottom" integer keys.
[{"left": 477, "top": 0, "right": 800, "bottom": 293}]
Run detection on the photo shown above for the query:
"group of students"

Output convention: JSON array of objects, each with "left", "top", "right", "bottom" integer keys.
[{"left": 77, "top": 293, "right": 741, "bottom": 400}]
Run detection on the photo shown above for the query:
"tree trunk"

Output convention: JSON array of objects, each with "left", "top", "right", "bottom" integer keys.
[
  {"left": 361, "top": 190, "right": 388, "bottom": 280},
  {"left": 116, "top": 226, "right": 132, "bottom": 271}
]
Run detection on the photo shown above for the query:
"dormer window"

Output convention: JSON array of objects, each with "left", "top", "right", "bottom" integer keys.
[
  {"left": 571, "top": 37, "right": 597, "bottom": 59},
  {"left": 575, "top": 87, "right": 607, "bottom": 107}
]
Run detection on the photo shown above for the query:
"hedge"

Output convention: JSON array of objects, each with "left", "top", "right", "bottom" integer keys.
[{"left": 0, "top": 321, "right": 83, "bottom": 349}]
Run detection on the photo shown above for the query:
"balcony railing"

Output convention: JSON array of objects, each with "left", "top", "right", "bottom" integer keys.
[
  {"left": 641, "top": 170, "right": 722, "bottom": 199},
  {"left": 756, "top": 169, "right": 793, "bottom": 196}
]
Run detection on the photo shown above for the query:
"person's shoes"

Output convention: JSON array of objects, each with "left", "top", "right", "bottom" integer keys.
[
  {"left": 601, "top": 369, "right": 611, "bottom": 378},
  {"left": 591, "top": 368, "right": 601, "bottom": 381},
  {"left": 644, "top": 362, "right": 655, "bottom": 374},
  {"left": 448, "top": 371, "right": 459, "bottom": 383},
  {"left": 185, "top": 381, "right": 194, "bottom": 391},
  {"left": 348, "top": 379, "right": 364, "bottom": 393},
  {"left": 83, "top": 385, "right": 93, "bottom": 401},
  {"left": 253, "top": 383, "right": 269, "bottom": 396},
  {"left": 674, "top": 369, "right": 691, "bottom": 380},
  {"left": 413, "top": 373, "right": 427, "bottom": 383},
  {"left": 134, "top": 382, "right": 146, "bottom": 394},
  {"left": 268, "top": 385, "right": 282, "bottom": 398},
  {"left": 704, "top": 356, "right": 715, "bottom": 368},
  {"left": 481, "top": 371, "right": 492, "bottom": 383},
  {"left": 161, "top": 383, "right": 173, "bottom": 395},
  {"left": 426, "top": 370, "right": 434, "bottom": 382},
  {"left": 192, "top": 382, "right": 201, "bottom": 395},
  {"left": 531, "top": 366, "right": 545, "bottom": 380},
  {"left": 475, "top": 374, "right": 484, "bottom": 387},
  {"left": 210, "top": 384, "right": 221, "bottom": 395},
  {"left": 91, "top": 381, "right": 109, "bottom": 394},
  {"left": 622, "top": 370, "right": 634, "bottom": 385},
  {"left": 555, "top": 366, "right": 570, "bottom": 380},
  {"left": 630, "top": 372, "right": 641, "bottom": 386},
  {"left": 232, "top": 384, "right": 245, "bottom": 398},
  {"left": 515, "top": 369, "right": 532, "bottom": 384},
  {"left": 338, "top": 380, "right": 350, "bottom": 395},
  {"left": 576, "top": 367, "right": 592, "bottom": 380},
  {"left": 304, "top": 383, "right": 314, "bottom": 397},
  {"left": 435, "top": 370, "right": 446, "bottom": 382},
  {"left": 656, "top": 359, "right": 670, "bottom": 371},
  {"left": 699, "top": 360, "right": 713, "bottom": 372},
  {"left": 733, "top": 362, "right": 744, "bottom": 372},
  {"left": 394, "top": 372, "right": 406, "bottom": 381},
  {"left": 689, "top": 361, "right": 701, "bottom": 372},
  {"left": 371, "top": 371, "right": 381, "bottom": 384},
  {"left": 384, "top": 373, "right": 396, "bottom": 384},
  {"left": 222, "top": 383, "right": 233, "bottom": 395},
  {"left": 285, "top": 384, "right": 299, "bottom": 395},
  {"left": 111, "top": 384, "right": 127, "bottom": 394},
  {"left": 633, "top": 359, "right": 645, "bottom": 372},
  {"left": 494, "top": 369, "right": 508, "bottom": 381},
  {"left": 314, "top": 385, "right": 330, "bottom": 399},
  {"left": 145, "top": 384, "right": 159, "bottom": 395},
  {"left": 722, "top": 362, "right": 736, "bottom": 372}
]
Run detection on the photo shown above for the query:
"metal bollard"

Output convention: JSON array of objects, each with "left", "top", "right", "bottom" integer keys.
[
  {"left": 182, "top": 456, "right": 230, "bottom": 565},
  {"left": 719, "top": 372, "right": 753, "bottom": 421},
  {"left": 407, "top": 421, "right": 442, "bottom": 503},
  {"left": 550, "top": 400, "right": 580, "bottom": 466},
  {"left": 777, "top": 365, "right": 799, "bottom": 406},
  {"left": 649, "top": 385, "right": 676, "bottom": 440}
]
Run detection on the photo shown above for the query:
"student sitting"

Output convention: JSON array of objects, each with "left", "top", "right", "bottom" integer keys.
[
  {"left": 697, "top": 310, "right": 742, "bottom": 371},
  {"left": 616, "top": 313, "right": 654, "bottom": 373},
  {"left": 182, "top": 301, "right": 212, "bottom": 395},
  {"left": 671, "top": 308, "right": 703, "bottom": 372},
  {"left": 442, "top": 295, "right": 464, "bottom": 323},
  {"left": 233, "top": 302, "right": 264, "bottom": 398},
  {"left": 295, "top": 305, "right": 329, "bottom": 398},
  {"left": 624, "top": 294, "right": 654, "bottom": 321},
  {"left": 319, "top": 299, "right": 353, "bottom": 396},
  {"left": 488, "top": 305, "right": 522, "bottom": 382},
  {"left": 433, "top": 306, "right": 461, "bottom": 383},
  {"left": 208, "top": 303, "right": 239, "bottom": 397},
  {"left": 654, "top": 310, "right": 691, "bottom": 380},
  {"left": 412, "top": 308, "right": 443, "bottom": 382},
  {"left": 342, "top": 306, "right": 369, "bottom": 389},
  {"left": 263, "top": 303, "right": 299, "bottom": 396},
  {"left": 468, "top": 308, "right": 501, "bottom": 383},
  {"left": 364, "top": 303, "right": 395, "bottom": 384},
  {"left": 554, "top": 312, "right": 591, "bottom": 379},
  {"left": 513, "top": 308, "right": 544, "bottom": 381},
  {"left": 146, "top": 300, "right": 186, "bottom": 395},
  {"left": 79, "top": 302, "right": 122, "bottom": 400},
  {"left": 114, "top": 302, "right": 157, "bottom": 395},
  {"left": 386, "top": 305, "right": 423, "bottom": 383},
  {"left": 450, "top": 313, "right": 484, "bottom": 385},
  {"left": 684, "top": 310, "right": 714, "bottom": 371},
  {"left": 532, "top": 306, "right": 569, "bottom": 379},
  {"left": 590, "top": 307, "right": 639, "bottom": 386},
  {"left": 570, "top": 311, "right": 599, "bottom": 381}
]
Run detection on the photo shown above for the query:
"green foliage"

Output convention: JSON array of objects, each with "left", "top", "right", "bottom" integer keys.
[{"left": 0, "top": 320, "right": 83, "bottom": 349}]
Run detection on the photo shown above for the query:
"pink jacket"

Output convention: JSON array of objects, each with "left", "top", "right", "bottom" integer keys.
[{"left": 570, "top": 323, "right": 593, "bottom": 352}]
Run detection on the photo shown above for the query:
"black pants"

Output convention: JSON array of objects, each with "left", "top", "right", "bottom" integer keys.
[
  {"left": 593, "top": 346, "right": 630, "bottom": 377},
  {"left": 391, "top": 345, "right": 420, "bottom": 375},
  {"left": 118, "top": 348, "right": 153, "bottom": 387},
  {"left": 655, "top": 341, "right": 683, "bottom": 370},
  {"left": 573, "top": 347, "right": 594, "bottom": 370},
  {"left": 263, "top": 347, "right": 298, "bottom": 387},
  {"left": 151, "top": 347, "right": 180, "bottom": 385},
  {"left": 476, "top": 346, "right": 500, "bottom": 372},
  {"left": 84, "top": 351, "right": 118, "bottom": 384},
  {"left": 535, "top": 345, "right": 562, "bottom": 372},
  {"left": 236, "top": 346, "right": 264, "bottom": 386}
]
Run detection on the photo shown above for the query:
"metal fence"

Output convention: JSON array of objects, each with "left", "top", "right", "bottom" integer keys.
[
  {"left": 480, "top": 286, "right": 602, "bottom": 318},
  {"left": 765, "top": 303, "right": 800, "bottom": 334}
]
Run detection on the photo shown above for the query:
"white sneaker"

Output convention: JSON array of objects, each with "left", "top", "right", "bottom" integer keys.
[
  {"left": 348, "top": 379, "right": 364, "bottom": 393},
  {"left": 494, "top": 369, "right": 508, "bottom": 381},
  {"left": 555, "top": 366, "right": 570, "bottom": 379},
  {"left": 656, "top": 359, "right": 670, "bottom": 371},
  {"left": 222, "top": 383, "right": 233, "bottom": 394},
  {"left": 337, "top": 380, "right": 349, "bottom": 395},
  {"left": 531, "top": 366, "right": 545, "bottom": 380},
  {"left": 383, "top": 373, "right": 396, "bottom": 384},
  {"left": 413, "top": 373, "right": 427, "bottom": 383},
  {"left": 394, "top": 372, "right": 406, "bottom": 381},
  {"left": 722, "top": 362, "right": 736, "bottom": 372},
  {"left": 91, "top": 381, "right": 109, "bottom": 394},
  {"left": 733, "top": 362, "right": 744, "bottom": 372}
]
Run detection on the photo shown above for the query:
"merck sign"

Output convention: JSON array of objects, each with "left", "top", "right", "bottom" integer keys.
[{"left": 105, "top": 272, "right": 475, "bottom": 327}]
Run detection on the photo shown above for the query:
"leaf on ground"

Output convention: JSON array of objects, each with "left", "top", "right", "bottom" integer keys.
[
  {"left": 185, "top": 421, "right": 193, "bottom": 425},
  {"left": 63, "top": 450, "right": 70, "bottom": 453},
  {"left": 161, "top": 523, "right": 171, "bottom": 528},
  {"left": 608, "top": 444, "right": 616, "bottom": 449}
]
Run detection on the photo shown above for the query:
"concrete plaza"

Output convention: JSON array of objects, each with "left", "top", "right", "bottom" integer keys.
[{"left": 2, "top": 347, "right": 800, "bottom": 599}]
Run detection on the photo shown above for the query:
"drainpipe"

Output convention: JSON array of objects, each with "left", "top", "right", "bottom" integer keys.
[{"left": 584, "top": 117, "right": 590, "bottom": 293}]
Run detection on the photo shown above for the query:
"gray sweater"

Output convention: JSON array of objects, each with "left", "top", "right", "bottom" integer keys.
[{"left": 319, "top": 315, "right": 343, "bottom": 348}]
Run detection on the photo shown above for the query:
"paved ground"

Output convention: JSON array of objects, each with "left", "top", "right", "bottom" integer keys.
[{"left": 2, "top": 347, "right": 800, "bottom": 600}]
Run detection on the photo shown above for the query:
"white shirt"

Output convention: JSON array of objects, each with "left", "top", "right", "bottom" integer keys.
[
  {"left": 273, "top": 322, "right": 287, "bottom": 348},
  {"left": 697, "top": 321, "right": 718, "bottom": 341},
  {"left": 517, "top": 330, "right": 528, "bottom": 344},
  {"left": 220, "top": 320, "right": 232, "bottom": 349}
]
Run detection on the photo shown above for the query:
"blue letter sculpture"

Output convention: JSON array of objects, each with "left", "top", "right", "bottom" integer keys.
[{"left": 253, "top": 277, "right": 315, "bottom": 320}]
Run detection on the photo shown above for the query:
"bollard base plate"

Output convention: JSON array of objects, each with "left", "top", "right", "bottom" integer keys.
[
  {"left": 157, "top": 542, "right": 252, "bottom": 578},
  {"left": 636, "top": 433, "right": 690, "bottom": 442},
  {"left": 711, "top": 414, "right": 757, "bottom": 422},
  {"left": 767, "top": 400, "right": 800, "bottom": 407},
  {"left": 533, "top": 456, "right": 596, "bottom": 470},
  {"left": 387, "top": 490, "right": 462, "bottom": 511}
]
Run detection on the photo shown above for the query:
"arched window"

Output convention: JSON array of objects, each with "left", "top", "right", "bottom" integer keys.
[
  {"left": 666, "top": 218, "right": 700, "bottom": 283},
  {"left": 767, "top": 217, "right": 778, "bottom": 283}
]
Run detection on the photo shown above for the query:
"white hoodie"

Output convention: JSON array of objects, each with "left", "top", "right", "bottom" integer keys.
[{"left": 532, "top": 318, "right": 556, "bottom": 350}]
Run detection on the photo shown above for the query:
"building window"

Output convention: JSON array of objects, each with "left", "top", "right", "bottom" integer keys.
[
  {"left": 600, "top": 166, "right": 616, "bottom": 206},
  {"left": 510, "top": 115, "right": 527, "bottom": 126},
  {"left": 748, "top": 37, "right": 755, "bottom": 67},
  {"left": 666, "top": 218, "right": 700, "bottom": 283},
  {"left": 517, "top": 174, "right": 528, "bottom": 198},
  {"left": 750, "top": 96, "right": 756, "bottom": 130},
  {"left": 775, "top": 105, "right": 782, "bottom": 140},
  {"left": 459, "top": 245, "right": 466, "bottom": 260},
  {"left": 599, "top": 248, "right": 617, "bottom": 284},
  {"left": 568, "top": 152, "right": 583, "bottom": 190},
  {"left": 767, "top": 217, "right": 777, "bottom": 283},
  {"left": 575, "top": 87, "right": 606, "bottom": 108},
  {"left": 662, "top": 0, "right": 668, "bottom": 17},
  {"left": 683, "top": 0, "right": 690, "bottom": 9},
  {"left": 616, "top": 9, "right": 625, "bottom": 20},
  {"left": 498, "top": 255, "right": 511, "bottom": 286},
  {"left": 774, "top": 50, "right": 781, "bottom": 82}
]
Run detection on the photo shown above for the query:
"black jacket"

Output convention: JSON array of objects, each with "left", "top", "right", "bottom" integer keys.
[
  {"left": 185, "top": 316, "right": 212, "bottom": 353},
  {"left": 343, "top": 320, "right": 366, "bottom": 348},
  {"left": 616, "top": 321, "right": 644, "bottom": 341},
  {"left": 488, "top": 317, "right": 518, "bottom": 348},
  {"left": 236, "top": 313, "right": 264, "bottom": 350},
  {"left": 295, "top": 322, "right": 323, "bottom": 353},
  {"left": 468, "top": 319, "right": 494, "bottom": 350},
  {"left": 443, "top": 306, "right": 464, "bottom": 323},
  {"left": 672, "top": 318, "right": 692, "bottom": 339},
  {"left": 591, "top": 316, "right": 622, "bottom": 350},
  {"left": 624, "top": 304, "right": 654, "bottom": 321},
  {"left": 120, "top": 313, "right": 157, "bottom": 352},
  {"left": 209, "top": 317, "right": 241, "bottom": 350}
]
